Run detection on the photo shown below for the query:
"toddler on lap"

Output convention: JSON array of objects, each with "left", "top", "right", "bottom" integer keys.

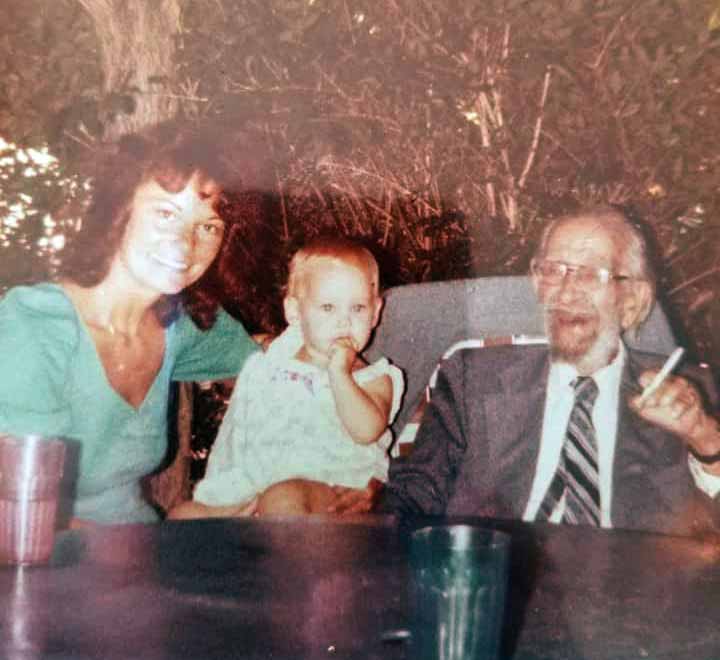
[{"left": 171, "top": 237, "right": 403, "bottom": 518}]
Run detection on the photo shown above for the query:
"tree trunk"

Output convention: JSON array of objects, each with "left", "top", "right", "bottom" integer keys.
[{"left": 78, "top": 0, "right": 181, "bottom": 141}]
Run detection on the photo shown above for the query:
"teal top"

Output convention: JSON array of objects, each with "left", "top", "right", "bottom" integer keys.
[{"left": 0, "top": 283, "right": 258, "bottom": 524}]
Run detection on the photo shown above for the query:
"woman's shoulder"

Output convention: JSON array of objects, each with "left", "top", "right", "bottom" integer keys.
[
  {"left": 0, "top": 283, "right": 81, "bottom": 397},
  {"left": 0, "top": 282, "right": 81, "bottom": 348},
  {"left": 0, "top": 284, "right": 80, "bottom": 435},
  {"left": 1, "top": 282, "right": 78, "bottom": 325}
]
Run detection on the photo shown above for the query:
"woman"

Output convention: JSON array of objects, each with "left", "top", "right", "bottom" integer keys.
[{"left": 0, "top": 121, "right": 266, "bottom": 525}]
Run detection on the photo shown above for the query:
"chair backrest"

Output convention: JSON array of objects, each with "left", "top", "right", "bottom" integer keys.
[{"left": 365, "top": 275, "right": 678, "bottom": 433}]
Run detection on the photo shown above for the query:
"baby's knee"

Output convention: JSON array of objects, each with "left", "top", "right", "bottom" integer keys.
[{"left": 257, "top": 479, "right": 311, "bottom": 516}]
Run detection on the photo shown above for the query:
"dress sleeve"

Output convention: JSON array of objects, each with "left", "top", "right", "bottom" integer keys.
[
  {"left": 356, "top": 357, "right": 405, "bottom": 425},
  {"left": 0, "top": 286, "right": 75, "bottom": 436},
  {"left": 171, "top": 308, "right": 259, "bottom": 382}
]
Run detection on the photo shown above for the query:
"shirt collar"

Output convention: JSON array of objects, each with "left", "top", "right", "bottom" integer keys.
[{"left": 548, "top": 342, "right": 626, "bottom": 394}]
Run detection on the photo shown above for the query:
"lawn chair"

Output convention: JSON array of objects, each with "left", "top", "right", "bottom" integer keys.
[{"left": 364, "top": 275, "right": 679, "bottom": 451}]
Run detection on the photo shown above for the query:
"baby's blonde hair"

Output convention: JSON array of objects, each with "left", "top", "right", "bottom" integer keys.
[{"left": 286, "top": 237, "right": 380, "bottom": 299}]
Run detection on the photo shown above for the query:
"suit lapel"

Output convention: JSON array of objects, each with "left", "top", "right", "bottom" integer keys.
[{"left": 483, "top": 348, "right": 550, "bottom": 518}]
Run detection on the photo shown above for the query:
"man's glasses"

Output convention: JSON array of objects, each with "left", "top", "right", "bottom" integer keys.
[{"left": 530, "top": 259, "right": 630, "bottom": 289}]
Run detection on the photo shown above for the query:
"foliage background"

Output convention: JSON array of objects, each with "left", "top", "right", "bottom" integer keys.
[{"left": 2, "top": 0, "right": 719, "bottom": 364}]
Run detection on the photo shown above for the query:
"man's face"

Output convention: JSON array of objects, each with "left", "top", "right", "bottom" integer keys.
[{"left": 533, "top": 218, "right": 639, "bottom": 374}]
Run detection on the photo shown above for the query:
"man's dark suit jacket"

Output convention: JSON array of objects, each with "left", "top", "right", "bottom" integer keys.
[{"left": 381, "top": 344, "right": 720, "bottom": 535}]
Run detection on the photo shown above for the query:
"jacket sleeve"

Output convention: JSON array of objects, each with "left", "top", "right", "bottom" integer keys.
[{"left": 378, "top": 352, "right": 470, "bottom": 516}]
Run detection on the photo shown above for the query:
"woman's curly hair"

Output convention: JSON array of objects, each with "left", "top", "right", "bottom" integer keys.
[{"left": 58, "top": 119, "right": 272, "bottom": 329}]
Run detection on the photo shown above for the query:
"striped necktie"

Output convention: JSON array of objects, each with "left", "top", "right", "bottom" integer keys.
[{"left": 538, "top": 376, "right": 601, "bottom": 526}]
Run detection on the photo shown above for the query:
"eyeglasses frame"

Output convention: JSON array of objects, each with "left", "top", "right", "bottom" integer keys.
[{"left": 530, "top": 258, "right": 632, "bottom": 288}]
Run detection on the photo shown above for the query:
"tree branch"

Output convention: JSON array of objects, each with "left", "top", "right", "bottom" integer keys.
[{"left": 518, "top": 67, "right": 552, "bottom": 190}]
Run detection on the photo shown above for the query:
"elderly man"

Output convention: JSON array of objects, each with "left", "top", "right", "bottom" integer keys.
[{"left": 379, "top": 207, "right": 720, "bottom": 534}]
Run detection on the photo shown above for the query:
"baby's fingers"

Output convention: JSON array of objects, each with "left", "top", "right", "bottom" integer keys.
[{"left": 332, "top": 336, "right": 357, "bottom": 352}]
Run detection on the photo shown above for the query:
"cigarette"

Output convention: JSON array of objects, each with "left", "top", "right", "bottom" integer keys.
[{"left": 637, "top": 347, "right": 685, "bottom": 405}]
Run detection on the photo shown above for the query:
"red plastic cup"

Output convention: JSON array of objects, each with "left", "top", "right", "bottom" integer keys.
[{"left": 0, "top": 435, "right": 66, "bottom": 565}]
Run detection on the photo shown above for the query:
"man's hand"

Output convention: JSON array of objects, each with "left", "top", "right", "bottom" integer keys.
[
  {"left": 326, "top": 478, "right": 384, "bottom": 515},
  {"left": 630, "top": 371, "right": 720, "bottom": 474},
  {"left": 327, "top": 337, "right": 357, "bottom": 374}
]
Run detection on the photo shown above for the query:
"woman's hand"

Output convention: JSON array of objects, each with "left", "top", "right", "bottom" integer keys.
[
  {"left": 167, "top": 496, "right": 258, "bottom": 520},
  {"left": 252, "top": 333, "right": 275, "bottom": 352},
  {"left": 326, "top": 478, "right": 384, "bottom": 515},
  {"left": 232, "top": 496, "right": 260, "bottom": 517}
]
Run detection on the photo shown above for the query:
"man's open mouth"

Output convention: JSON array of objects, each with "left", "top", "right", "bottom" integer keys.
[{"left": 548, "top": 308, "right": 595, "bottom": 330}]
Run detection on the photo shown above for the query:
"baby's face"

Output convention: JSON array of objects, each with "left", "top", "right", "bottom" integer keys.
[{"left": 290, "top": 260, "right": 381, "bottom": 367}]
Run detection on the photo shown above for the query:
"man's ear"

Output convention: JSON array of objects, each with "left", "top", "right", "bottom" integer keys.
[
  {"left": 371, "top": 296, "right": 384, "bottom": 328},
  {"left": 620, "top": 280, "right": 653, "bottom": 330},
  {"left": 284, "top": 296, "right": 300, "bottom": 325}
]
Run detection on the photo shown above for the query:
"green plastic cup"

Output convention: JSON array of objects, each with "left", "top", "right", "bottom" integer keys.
[{"left": 410, "top": 525, "right": 510, "bottom": 660}]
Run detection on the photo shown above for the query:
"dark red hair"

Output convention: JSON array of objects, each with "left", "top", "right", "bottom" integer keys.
[{"left": 59, "top": 120, "right": 271, "bottom": 329}]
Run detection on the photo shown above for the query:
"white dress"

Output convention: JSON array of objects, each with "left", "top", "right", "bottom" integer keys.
[{"left": 193, "top": 325, "right": 405, "bottom": 506}]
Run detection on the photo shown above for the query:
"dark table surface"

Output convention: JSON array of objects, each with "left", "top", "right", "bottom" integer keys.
[{"left": 1, "top": 515, "right": 719, "bottom": 660}]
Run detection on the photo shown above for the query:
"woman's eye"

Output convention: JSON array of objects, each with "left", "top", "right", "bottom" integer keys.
[
  {"left": 320, "top": 304, "right": 334, "bottom": 312},
  {"left": 352, "top": 304, "right": 367, "bottom": 313},
  {"left": 197, "top": 221, "right": 225, "bottom": 239}
]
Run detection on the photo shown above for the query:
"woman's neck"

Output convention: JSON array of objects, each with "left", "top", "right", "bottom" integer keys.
[{"left": 61, "top": 278, "right": 161, "bottom": 340}]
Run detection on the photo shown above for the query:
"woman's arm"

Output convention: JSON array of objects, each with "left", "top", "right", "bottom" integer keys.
[
  {"left": 172, "top": 309, "right": 260, "bottom": 382},
  {"left": 167, "top": 497, "right": 258, "bottom": 520}
]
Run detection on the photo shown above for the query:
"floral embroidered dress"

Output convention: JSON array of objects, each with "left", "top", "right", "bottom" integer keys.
[{"left": 193, "top": 326, "right": 405, "bottom": 506}]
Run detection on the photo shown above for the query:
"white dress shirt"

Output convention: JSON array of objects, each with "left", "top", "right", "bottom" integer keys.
[{"left": 523, "top": 343, "right": 720, "bottom": 527}]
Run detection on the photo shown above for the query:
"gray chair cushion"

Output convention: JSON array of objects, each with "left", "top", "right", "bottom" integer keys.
[{"left": 365, "top": 276, "right": 677, "bottom": 433}]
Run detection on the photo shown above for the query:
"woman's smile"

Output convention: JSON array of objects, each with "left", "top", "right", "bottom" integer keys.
[{"left": 149, "top": 251, "right": 191, "bottom": 272}]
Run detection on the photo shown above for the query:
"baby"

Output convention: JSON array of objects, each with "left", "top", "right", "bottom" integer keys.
[{"left": 171, "top": 237, "right": 404, "bottom": 517}]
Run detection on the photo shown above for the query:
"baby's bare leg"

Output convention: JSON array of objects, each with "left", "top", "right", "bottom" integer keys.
[{"left": 257, "top": 479, "right": 337, "bottom": 516}]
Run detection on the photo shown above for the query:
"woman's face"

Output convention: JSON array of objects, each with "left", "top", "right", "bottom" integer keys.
[{"left": 113, "top": 173, "right": 225, "bottom": 297}]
